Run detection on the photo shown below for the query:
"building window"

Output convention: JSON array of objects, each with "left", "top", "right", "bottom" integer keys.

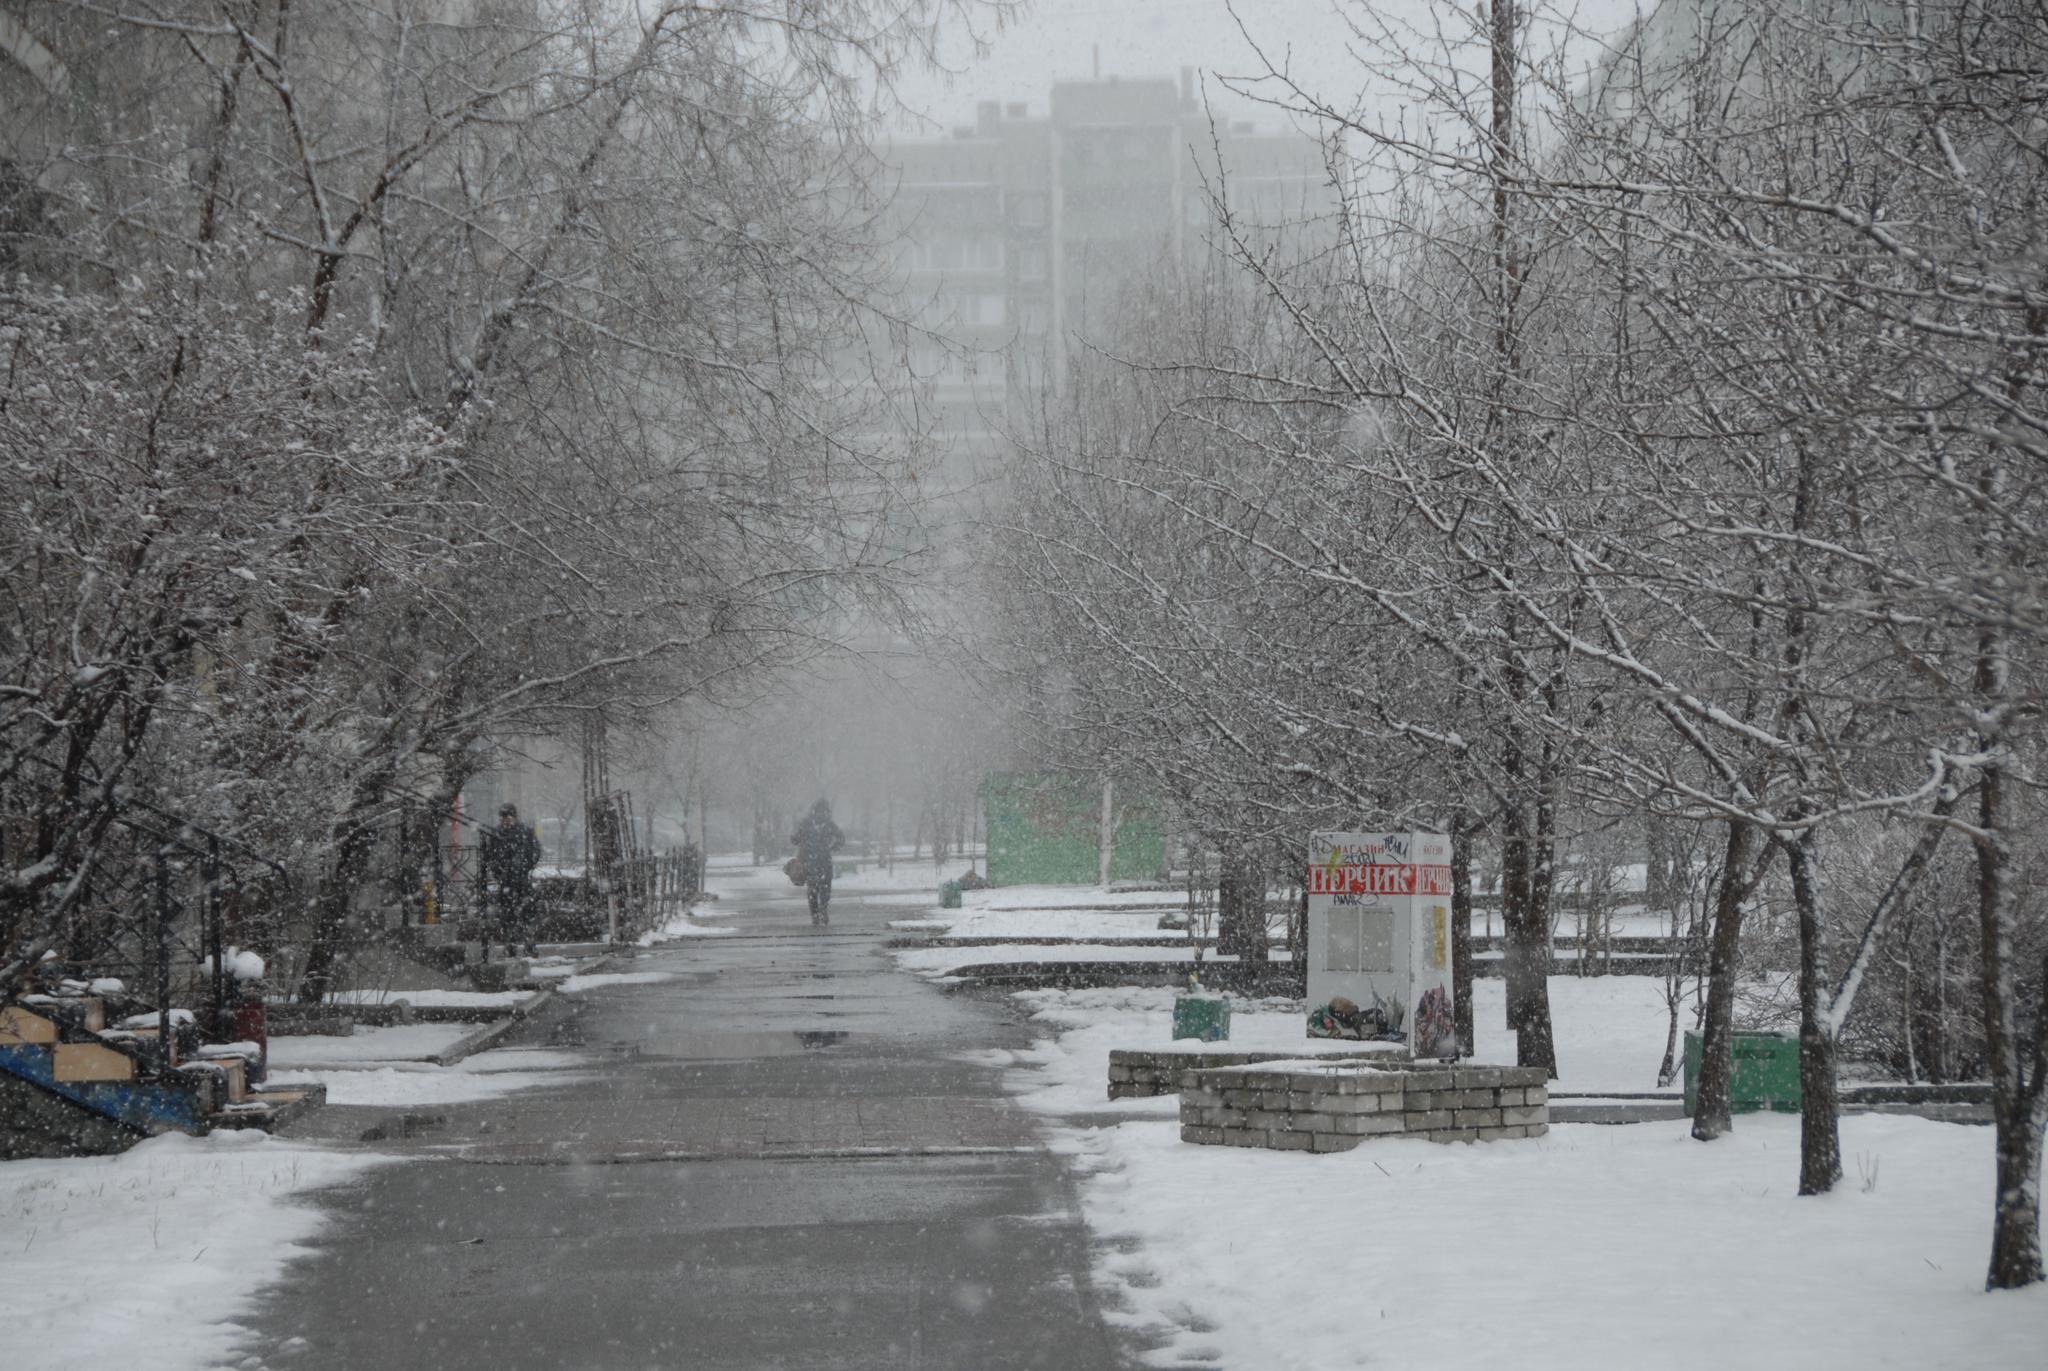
[{"left": 954, "top": 293, "right": 1005, "bottom": 326}]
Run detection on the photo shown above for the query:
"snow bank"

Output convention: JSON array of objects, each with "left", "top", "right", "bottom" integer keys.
[
  {"left": 322, "top": 988, "right": 536, "bottom": 1010},
  {"left": 896, "top": 944, "right": 1289, "bottom": 979},
  {"left": 637, "top": 911, "right": 740, "bottom": 944},
  {"left": 556, "top": 971, "right": 676, "bottom": 994},
  {"left": 266, "top": 1022, "right": 474, "bottom": 1070},
  {"left": 0, "top": 1132, "right": 388, "bottom": 1371},
  {"left": 1062, "top": 1114, "right": 2045, "bottom": 1370},
  {"left": 968, "top": 884, "right": 1181, "bottom": 912},
  {"left": 266, "top": 1062, "right": 584, "bottom": 1107},
  {"left": 1000, "top": 976, "right": 2045, "bottom": 1368},
  {"left": 941, "top": 909, "right": 1195, "bottom": 940},
  {"left": 966, "top": 987, "right": 1404, "bottom": 1118}
]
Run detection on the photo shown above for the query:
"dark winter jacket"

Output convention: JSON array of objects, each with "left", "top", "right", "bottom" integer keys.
[
  {"left": 792, "top": 814, "right": 844, "bottom": 875},
  {"left": 481, "top": 823, "right": 542, "bottom": 886}
]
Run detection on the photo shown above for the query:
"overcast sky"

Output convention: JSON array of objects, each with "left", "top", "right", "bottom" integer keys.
[{"left": 888, "top": 0, "right": 1652, "bottom": 135}]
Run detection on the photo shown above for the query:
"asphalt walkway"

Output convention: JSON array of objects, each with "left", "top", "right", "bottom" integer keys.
[{"left": 246, "top": 878, "right": 1129, "bottom": 1371}]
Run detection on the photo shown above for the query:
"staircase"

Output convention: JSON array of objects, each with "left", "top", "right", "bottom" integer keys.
[{"left": 0, "top": 994, "right": 323, "bottom": 1156}]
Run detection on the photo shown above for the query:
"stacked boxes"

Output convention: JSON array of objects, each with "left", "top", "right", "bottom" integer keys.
[{"left": 1178, "top": 1061, "right": 1549, "bottom": 1152}]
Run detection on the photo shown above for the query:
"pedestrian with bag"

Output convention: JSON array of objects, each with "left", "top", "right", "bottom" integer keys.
[{"left": 790, "top": 799, "right": 844, "bottom": 925}]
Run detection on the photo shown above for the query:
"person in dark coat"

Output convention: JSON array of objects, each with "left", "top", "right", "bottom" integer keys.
[
  {"left": 791, "top": 799, "right": 844, "bottom": 923},
  {"left": 479, "top": 802, "right": 543, "bottom": 956}
]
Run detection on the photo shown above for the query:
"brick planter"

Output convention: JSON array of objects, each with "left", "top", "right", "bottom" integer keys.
[
  {"left": 1179, "top": 1060, "right": 1549, "bottom": 1152},
  {"left": 1110, "top": 1045, "right": 1407, "bottom": 1100}
]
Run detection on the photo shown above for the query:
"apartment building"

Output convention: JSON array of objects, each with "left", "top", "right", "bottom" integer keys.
[{"left": 882, "top": 71, "right": 1336, "bottom": 476}]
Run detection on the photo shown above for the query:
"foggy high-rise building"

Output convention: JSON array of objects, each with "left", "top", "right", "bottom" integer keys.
[{"left": 880, "top": 70, "right": 1336, "bottom": 477}]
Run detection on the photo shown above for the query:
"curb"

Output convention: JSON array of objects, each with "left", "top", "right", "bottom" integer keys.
[
  {"left": 428, "top": 948, "right": 634, "bottom": 1065},
  {"left": 430, "top": 988, "right": 555, "bottom": 1066}
]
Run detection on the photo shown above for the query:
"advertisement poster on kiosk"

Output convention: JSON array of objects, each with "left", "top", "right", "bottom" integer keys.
[{"left": 1305, "top": 831, "right": 1457, "bottom": 1058}]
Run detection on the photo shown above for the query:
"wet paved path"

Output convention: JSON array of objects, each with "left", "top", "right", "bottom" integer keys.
[{"left": 247, "top": 874, "right": 1128, "bottom": 1371}]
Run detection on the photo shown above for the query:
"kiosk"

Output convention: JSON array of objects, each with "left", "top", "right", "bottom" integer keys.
[{"left": 1305, "top": 831, "right": 1458, "bottom": 1058}]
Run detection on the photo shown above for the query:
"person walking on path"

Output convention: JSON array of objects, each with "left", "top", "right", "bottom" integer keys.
[
  {"left": 791, "top": 799, "right": 844, "bottom": 925},
  {"left": 480, "top": 802, "right": 543, "bottom": 956}
]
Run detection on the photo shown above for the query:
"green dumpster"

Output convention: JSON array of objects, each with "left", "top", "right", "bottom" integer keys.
[
  {"left": 1172, "top": 993, "right": 1232, "bottom": 1042},
  {"left": 1683, "top": 1029, "right": 1801, "bottom": 1115},
  {"left": 939, "top": 880, "right": 962, "bottom": 909}
]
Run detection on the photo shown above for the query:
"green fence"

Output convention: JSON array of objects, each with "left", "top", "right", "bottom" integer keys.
[{"left": 981, "top": 773, "right": 1165, "bottom": 887}]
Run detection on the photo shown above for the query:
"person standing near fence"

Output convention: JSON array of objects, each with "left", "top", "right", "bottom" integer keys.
[{"left": 480, "top": 803, "right": 542, "bottom": 957}]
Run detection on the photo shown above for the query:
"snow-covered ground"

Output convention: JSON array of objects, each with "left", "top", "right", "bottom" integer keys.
[
  {"left": 556, "top": 970, "right": 676, "bottom": 993},
  {"left": 266, "top": 1021, "right": 476, "bottom": 1070},
  {"left": 928, "top": 908, "right": 1193, "bottom": 940},
  {"left": 268, "top": 1047, "right": 590, "bottom": 1107},
  {"left": 322, "top": 987, "right": 536, "bottom": 1009},
  {"left": 0, "top": 1132, "right": 390, "bottom": 1371},
  {"left": 0, "top": 1034, "right": 593, "bottom": 1367},
  {"left": 958, "top": 990, "right": 1404, "bottom": 1119},
  {"left": 638, "top": 909, "right": 740, "bottom": 943},
  {"left": 896, "top": 943, "right": 1293, "bottom": 980},
  {"left": 965, "top": 978, "right": 1677, "bottom": 1120},
  {"left": 969, "top": 884, "right": 1179, "bottom": 911},
  {"left": 992, "top": 976, "right": 2046, "bottom": 1368},
  {"left": 1063, "top": 1113, "right": 2044, "bottom": 1370}
]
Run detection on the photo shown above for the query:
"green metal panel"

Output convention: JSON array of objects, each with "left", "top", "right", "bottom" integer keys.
[
  {"left": 1172, "top": 995, "right": 1232, "bottom": 1042},
  {"left": 981, "top": 773, "right": 1165, "bottom": 887},
  {"left": 1682, "top": 1029, "right": 1802, "bottom": 1115}
]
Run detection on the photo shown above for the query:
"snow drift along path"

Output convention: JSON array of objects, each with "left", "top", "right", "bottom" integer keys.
[{"left": 0, "top": 1132, "right": 390, "bottom": 1370}]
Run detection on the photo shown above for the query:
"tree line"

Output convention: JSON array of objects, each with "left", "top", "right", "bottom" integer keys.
[
  {"left": 983, "top": 0, "right": 2048, "bottom": 1290},
  {"left": 1, "top": 2, "right": 985, "bottom": 1001}
]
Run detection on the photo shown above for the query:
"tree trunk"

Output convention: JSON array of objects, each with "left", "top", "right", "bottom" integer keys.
[
  {"left": 1500, "top": 788, "right": 1558, "bottom": 1077},
  {"left": 1693, "top": 819, "right": 1757, "bottom": 1141},
  {"left": 294, "top": 805, "right": 383, "bottom": 1004},
  {"left": 1977, "top": 760, "right": 2046, "bottom": 1288},
  {"left": 1217, "top": 850, "right": 1267, "bottom": 964},
  {"left": 1098, "top": 776, "right": 1116, "bottom": 887},
  {"left": 1785, "top": 833, "right": 1842, "bottom": 1195}
]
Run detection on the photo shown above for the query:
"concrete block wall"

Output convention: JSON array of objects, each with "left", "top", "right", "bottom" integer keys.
[
  {"left": 1109, "top": 1047, "right": 1404, "bottom": 1099},
  {"left": 1178, "top": 1062, "right": 1549, "bottom": 1151}
]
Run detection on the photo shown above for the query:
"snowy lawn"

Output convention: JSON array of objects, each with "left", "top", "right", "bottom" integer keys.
[
  {"left": 939, "top": 909, "right": 1197, "bottom": 941},
  {"left": 0, "top": 1132, "right": 389, "bottom": 1371},
  {"left": 962, "top": 987, "right": 1406, "bottom": 1118},
  {"left": 1065, "top": 1113, "right": 2045, "bottom": 1370},
  {"left": 896, "top": 943, "right": 1290, "bottom": 980},
  {"left": 968, "top": 883, "right": 1180, "bottom": 912},
  {"left": 970, "top": 974, "right": 1681, "bottom": 1101},
  {"left": 835, "top": 862, "right": 981, "bottom": 895},
  {"left": 321, "top": 987, "right": 536, "bottom": 1010},
  {"left": 999, "top": 976, "right": 2045, "bottom": 1368},
  {"left": 265, "top": 1021, "right": 475, "bottom": 1070},
  {"left": 1469, "top": 975, "right": 1680, "bottom": 1094},
  {"left": 268, "top": 1046, "right": 589, "bottom": 1107},
  {"left": 556, "top": 970, "right": 676, "bottom": 993}
]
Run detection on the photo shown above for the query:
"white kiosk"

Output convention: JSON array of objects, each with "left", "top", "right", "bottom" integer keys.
[{"left": 1305, "top": 831, "right": 1457, "bottom": 1058}]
